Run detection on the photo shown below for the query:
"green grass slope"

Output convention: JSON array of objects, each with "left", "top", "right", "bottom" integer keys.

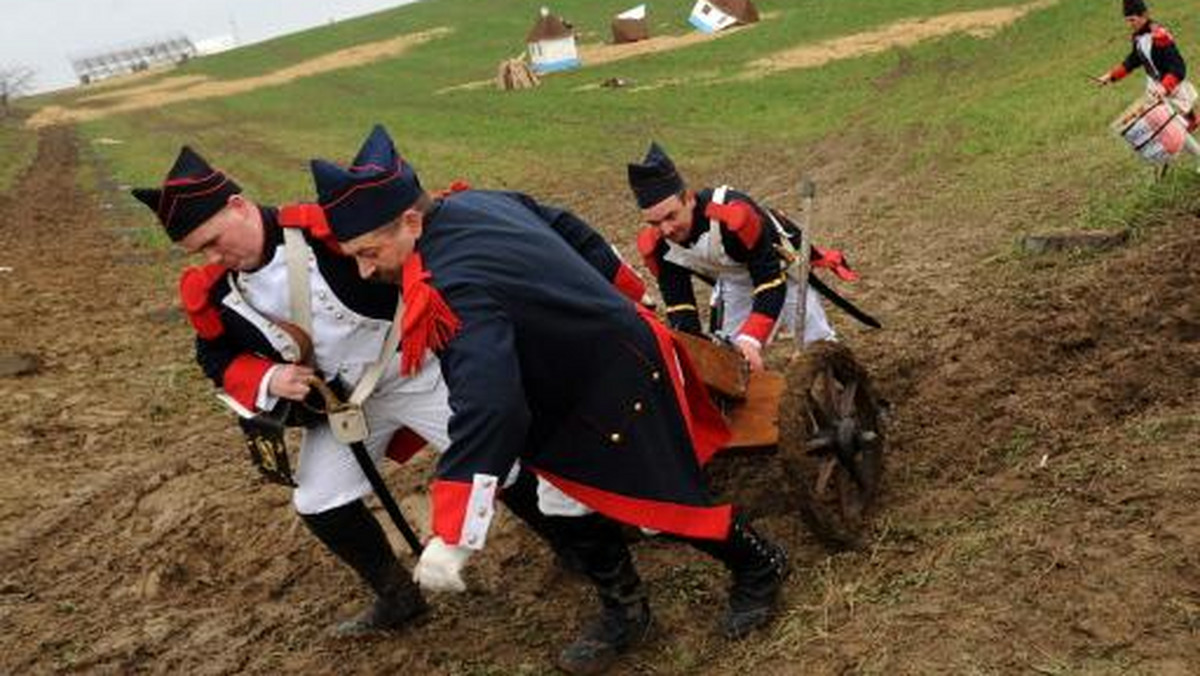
[{"left": 42, "top": 0, "right": 1190, "bottom": 221}]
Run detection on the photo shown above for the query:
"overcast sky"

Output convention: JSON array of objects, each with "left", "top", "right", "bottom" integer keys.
[{"left": 1, "top": 0, "right": 420, "bottom": 94}]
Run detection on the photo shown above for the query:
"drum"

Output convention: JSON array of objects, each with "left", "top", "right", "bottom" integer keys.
[{"left": 1111, "top": 98, "right": 1192, "bottom": 164}]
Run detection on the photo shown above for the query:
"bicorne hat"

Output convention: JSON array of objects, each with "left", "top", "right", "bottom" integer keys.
[
  {"left": 310, "top": 124, "right": 424, "bottom": 243},
  {"left": 130, "top": 146, "right": 241, "bottom": 242},
  {"left": 627, "top": 141, "right": 685, "bottom": 209}
]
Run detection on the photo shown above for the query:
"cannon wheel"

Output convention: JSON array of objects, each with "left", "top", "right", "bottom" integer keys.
[{"left": 780, "top": 341, "right": 886, "bottom": 550}]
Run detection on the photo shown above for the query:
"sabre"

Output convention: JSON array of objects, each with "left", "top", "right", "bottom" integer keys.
[{"left": 308, "top": 377, "right": 424, "bottom": 556}]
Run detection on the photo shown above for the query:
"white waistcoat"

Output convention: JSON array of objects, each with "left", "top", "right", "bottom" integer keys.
[{"left": 230, "top": 242, "right": 391, "bottom": 389}]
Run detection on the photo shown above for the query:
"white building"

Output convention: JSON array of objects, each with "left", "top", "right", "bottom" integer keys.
[
  {"left": 689, "top": 0, "right": 759, "bottom": 34},
  {"left": 526, "top": 7, "right": 580, "bottom": 74},
  {"left": 194, "top": 34, "right": 238, "bottom": 56},
  {"left": 612, "top": 4, "right": 650, "bottom": 44}
]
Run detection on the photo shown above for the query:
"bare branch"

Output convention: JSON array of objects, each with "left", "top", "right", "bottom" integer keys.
[{"left": 0, "top": 66, "right": 37, "bottom": 116}]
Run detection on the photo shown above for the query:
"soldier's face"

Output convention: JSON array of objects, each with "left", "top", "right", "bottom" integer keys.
[
  {"left": 179, "top": 196, "right": 264, "bottom": 270},
  {"left": 1125, "top": 14, "right": 1148, "bottom": 31},
  {"left": 642, "top": 192, "right": 694, "bottom": 243},
  {"left": 342, "top": 214, "right": 421, "bottom": 285}
]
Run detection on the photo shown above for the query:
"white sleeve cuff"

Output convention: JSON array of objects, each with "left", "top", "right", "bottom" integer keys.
[
  {"left": 255, "top": 364, "right": 284, "bottom": 411},
  {"left": 734, "top": 334, "right": 763, "bottom": 350}
]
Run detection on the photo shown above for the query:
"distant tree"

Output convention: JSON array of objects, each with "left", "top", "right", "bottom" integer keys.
[{"left": 0, "top": 66, "right": 37, "bottom": 117}]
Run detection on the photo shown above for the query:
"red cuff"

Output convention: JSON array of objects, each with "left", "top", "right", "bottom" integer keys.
[
  {"left": 612, "top": 263, "right": 647, "bottom": 302},
  {"left": 1110, "top": 65, "right": 1129, "bottom": 81},
  {"left": 1162, "top": 73, "right": 1180, "bottom": 93},
  {"left": 430, "top": 479, "right": 472, "bottom": 545},
  {"left": 222, "top": 354, "right": 274, "bottom": 411},
  {"left": 737, "top": 312, "right": 775, "bottom": 344}
]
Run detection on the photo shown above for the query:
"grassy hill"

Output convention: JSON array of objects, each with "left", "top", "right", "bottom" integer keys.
[{"left": 24, "top": 0, "right": 1195, "bottom": 218}]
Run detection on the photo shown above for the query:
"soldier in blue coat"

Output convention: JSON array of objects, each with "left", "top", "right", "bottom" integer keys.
[{"left": 310, "top": 125, "right": 790, "bottom": 675}]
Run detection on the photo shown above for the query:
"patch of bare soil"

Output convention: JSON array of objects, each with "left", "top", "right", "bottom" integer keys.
[
  {"left": 76, "top": 75, "right": 211, "bottom": 105},
  {"left": 26, "top": 28, "right": 452, "bottom": 129},
  {"left": 740, "top": 0, "right": 1057, "bottom": 80},
  {"left": 2, "top": 121, "right": 1198, "bottom": 675}
]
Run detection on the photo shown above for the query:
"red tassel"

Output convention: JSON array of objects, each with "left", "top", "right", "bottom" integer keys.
[
  {"left": 399, "top": 253, "right": 461, "bottom": 375},
  {"left": 811, "top": 246, "right": 860, "bottom": 282}
]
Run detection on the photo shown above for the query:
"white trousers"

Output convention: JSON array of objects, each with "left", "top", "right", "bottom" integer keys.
[
  {"left": 718, "top": 278, "right": 836, "bottom": 345},
  {"left": 292, "top": 353, "right": 451, "bottom": 515},
  {"left": 1149, "top": 78, "right": 1198, "bottom": 115}
]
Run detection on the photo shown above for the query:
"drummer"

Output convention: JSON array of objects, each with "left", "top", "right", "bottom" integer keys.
[{"left": 1096, "top": 0, "right": 1197, "bottom": 131}]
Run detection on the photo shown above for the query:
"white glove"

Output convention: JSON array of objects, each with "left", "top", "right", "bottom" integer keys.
[{"left": 413, "top": 536, "right": 472, "bottom": 593}]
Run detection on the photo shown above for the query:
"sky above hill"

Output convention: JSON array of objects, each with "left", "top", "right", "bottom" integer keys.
[{"left": 0, "top": 0, "right": 420, "bottom": 94}]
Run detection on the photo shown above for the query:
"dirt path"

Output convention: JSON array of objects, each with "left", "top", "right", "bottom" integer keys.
[
  {"left": 1, "top": 126, "right": 1198, "bottom": 674},
  {"left": 26, "top": 27, "right": 453, "bottom": 129},
  {"left": 739, "top": 0, "right": 1058, "bottom": 81}
]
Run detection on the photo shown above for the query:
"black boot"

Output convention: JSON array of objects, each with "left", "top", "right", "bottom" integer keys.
[
  {"left": 686, "top": 516, "right": 789, "bottom": 639},
  {"left": 497, "top": 469, "right": 586, "bottom": 576},
  {"left": 552, "top": 514, "right": 652, "bottom": 676},
  {"left": 301, "top": 500, "right": 428, "bottom": 636}
]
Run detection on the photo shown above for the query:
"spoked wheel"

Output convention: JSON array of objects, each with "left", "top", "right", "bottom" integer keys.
[{"left": 781, "top": 341, "right": 887, "bottom": 550}]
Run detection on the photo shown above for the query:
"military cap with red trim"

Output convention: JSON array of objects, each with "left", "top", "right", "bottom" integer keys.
[
  {"left": 627, "top": 141, "right": 685, "bottom": 209},
  {"left": 130, "top": 146, "right": 242, "bottom": 242},
  {"left": 310, "top": 124, "right": 424, "bottom": 243}
]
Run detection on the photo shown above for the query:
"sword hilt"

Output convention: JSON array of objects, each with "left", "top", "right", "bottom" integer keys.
[{"left": 306, "top": 376, "right": 348, "bottom": 412}]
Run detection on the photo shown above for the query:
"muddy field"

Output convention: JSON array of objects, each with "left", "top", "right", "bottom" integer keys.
[{"left": 1, "top": 127, "right": 1198, "bottom": 675}]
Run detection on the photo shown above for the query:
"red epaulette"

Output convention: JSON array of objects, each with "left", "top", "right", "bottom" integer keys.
[
  {"left": 636, "top": 227, "right": 664, "bottom": 278},
  {"left": 704, "top": 200, "right": 762, "bottom": 249},
  {"left": 434, "top": 180, "right": 472, "bottom": 198},
  {"left": 279, "top": 203, "right": 341, "bottom": 253},
  {"left": 1152, "top": 25, "right": 1175, "bottom": 48},
  {"left": 398, "top": 253, "right": 461, "bottom": 376},
  {"left": 179, "top": 264, "right": 228, "bottom": 339}
]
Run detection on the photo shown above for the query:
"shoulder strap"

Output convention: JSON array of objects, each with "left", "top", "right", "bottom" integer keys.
[
  {"left": 282, "top": 227, "right": 313, "bottom": 338},
  {"left": 347, "top": 315, "right": 401, "bottom": 408},
  {"left": 707, "top": 186, "right": 729, "bottom": 259}
]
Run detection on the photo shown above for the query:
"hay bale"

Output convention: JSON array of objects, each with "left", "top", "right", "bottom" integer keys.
[{"left": 496, "top": 58, "right": 540, "bottom": 90}]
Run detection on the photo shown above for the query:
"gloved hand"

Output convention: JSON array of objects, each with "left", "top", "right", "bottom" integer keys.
[{"left": 413, "top": 537, "right": 472, "bottom": 592}]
